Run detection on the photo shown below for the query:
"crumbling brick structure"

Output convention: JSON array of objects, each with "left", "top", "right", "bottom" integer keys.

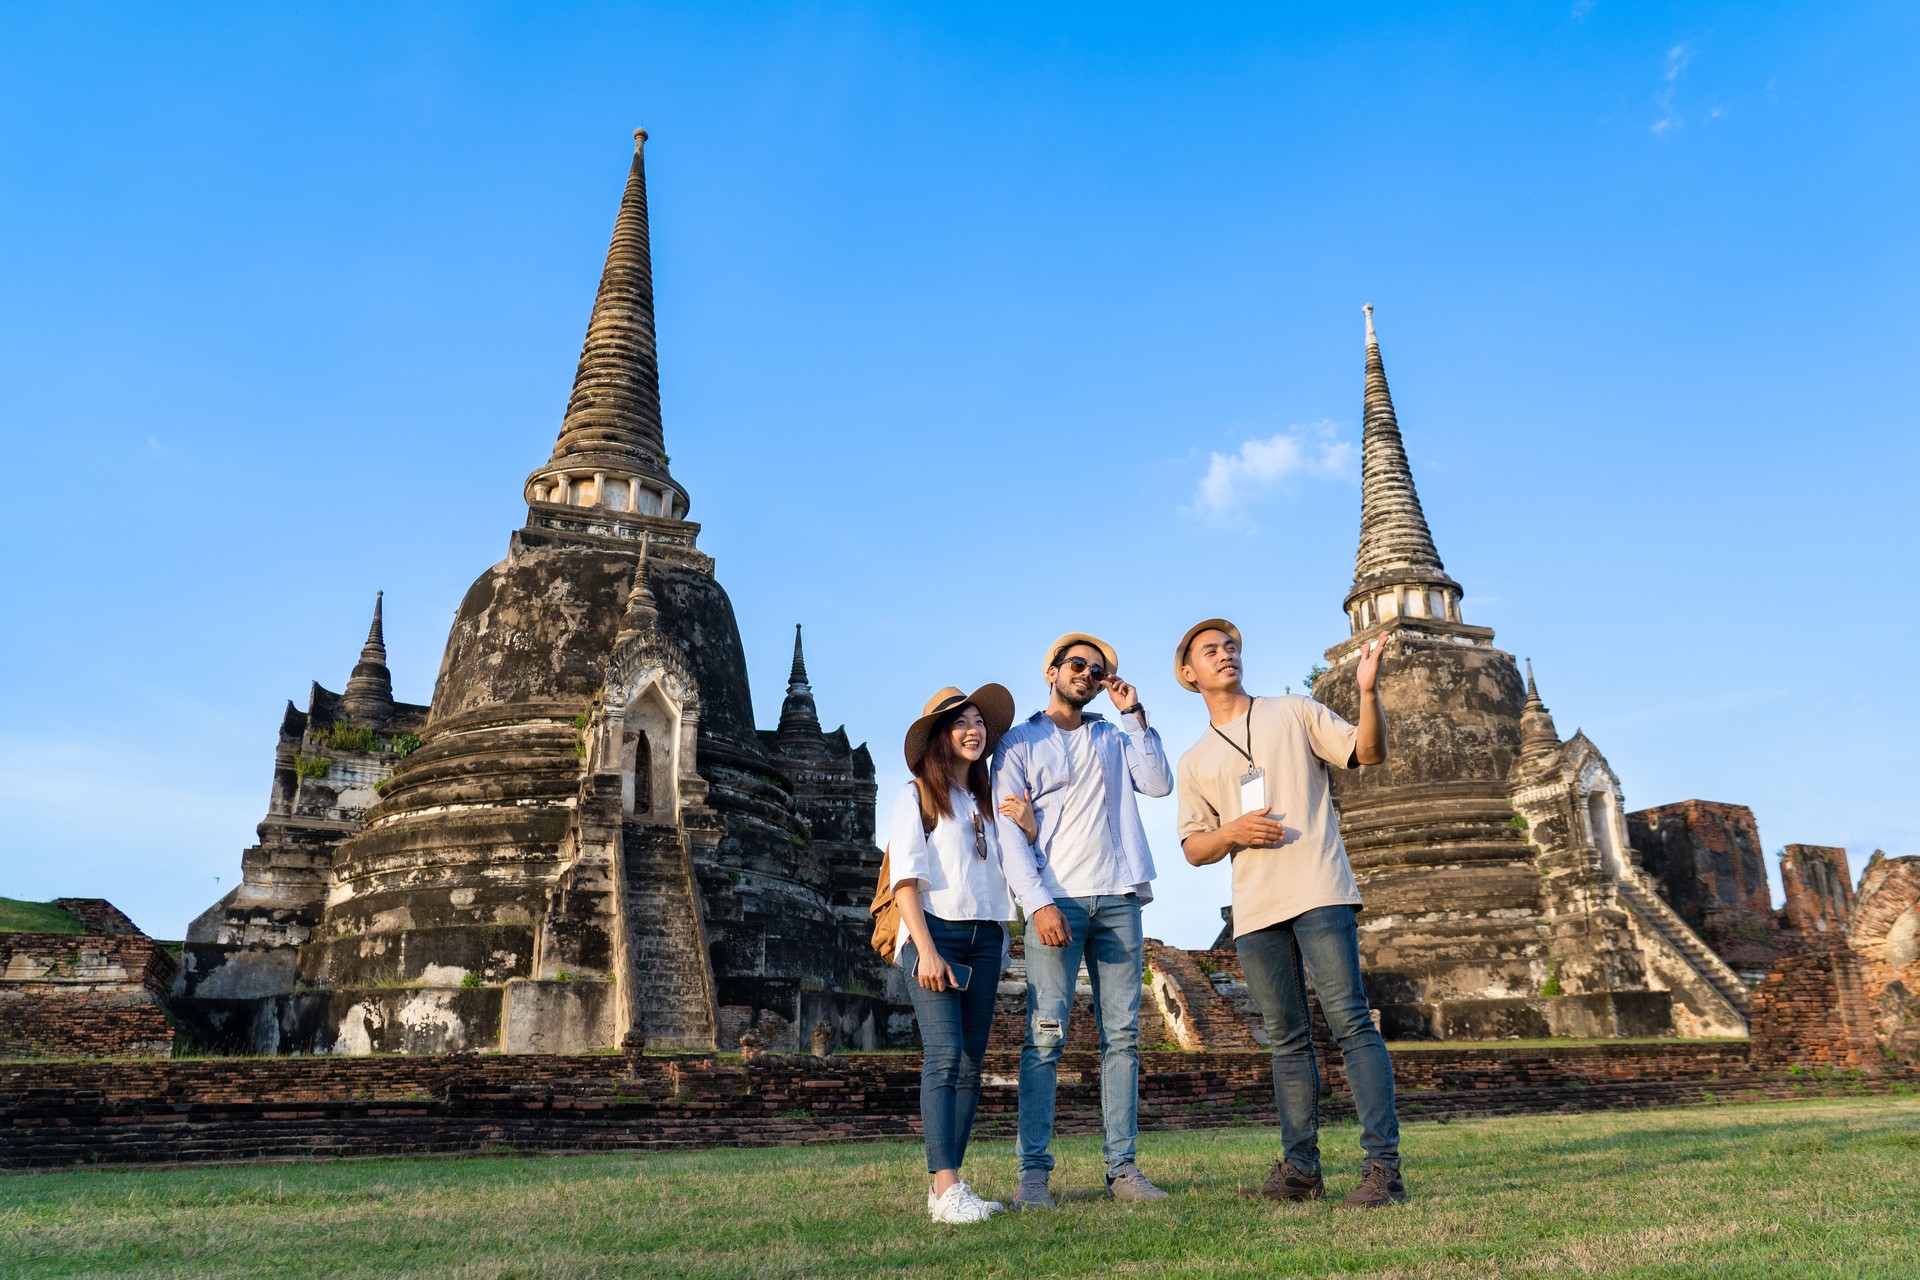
[
  {"left": 49, "top": 900, "right": 142, "bottom": 937},
  {"left": 1748, "top": 947, "right": 1879, "bottom": 1070},
  {"left": 1, "top": 908, "right": 177, "bottom": 1058},
  {"left": 1849, "top": 851, "right": 1920, "bottom": 1062},
  {"left": 1627, "top": 801, "right": 1790, "bottom": 980},
  {"left": 1781, "top": 844, "right": 1855, "bottom": 945}
]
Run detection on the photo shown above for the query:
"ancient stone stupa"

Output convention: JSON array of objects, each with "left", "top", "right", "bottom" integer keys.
[
  {"left": 173, "top": 131, "right": 897, "bottom": 1055},
  {"left": 1309, "top": 307, "right": 1750, "bottom": 1040}
]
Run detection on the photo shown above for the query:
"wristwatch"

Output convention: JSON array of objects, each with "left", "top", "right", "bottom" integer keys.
[{"left": 1121, "top": 703, "right": 1144, "bottom": 717}]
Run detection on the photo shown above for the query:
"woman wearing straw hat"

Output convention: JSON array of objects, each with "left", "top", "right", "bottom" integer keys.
[{"left": 890, "top": 682, "right": 1022, "bottom": 1225}]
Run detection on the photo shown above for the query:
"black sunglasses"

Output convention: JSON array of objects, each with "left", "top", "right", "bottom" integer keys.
[{"left": 1058, "top": 656, "right": 1109, "bottom": 682}]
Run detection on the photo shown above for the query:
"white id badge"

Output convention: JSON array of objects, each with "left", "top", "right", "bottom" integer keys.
[{"left": 1238, "top": 767, "right": 1266, "bottom": 817}]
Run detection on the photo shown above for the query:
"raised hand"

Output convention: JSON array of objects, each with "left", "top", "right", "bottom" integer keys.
[
  {"left": 1104, "top": 675, "right": 1142, "bottom": 717},
  {"left": 998, "top": 786, "right": 1038, "bottom": 843},
  {"left": 1356, "top": 633, "right": 1390, "bottom": 695}
]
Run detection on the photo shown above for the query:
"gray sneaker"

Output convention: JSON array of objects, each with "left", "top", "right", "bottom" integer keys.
[
  {"left": 1011, "top": 1170, "right": 1056, "bottom": 1211},
  {"left": 1106, "top": 1163, "right": 1170, "bottom": 1201}
]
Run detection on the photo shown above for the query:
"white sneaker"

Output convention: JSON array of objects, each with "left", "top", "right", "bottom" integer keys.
[
  {"left": 957, "top": 1181, "right": 1004, "bottom": 1216},
  {"left": 928, "top": 1182, "right": 992, "bottom": 1224}
]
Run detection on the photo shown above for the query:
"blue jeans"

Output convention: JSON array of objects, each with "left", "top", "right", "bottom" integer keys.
[
  {"left": 900, "top": 916, "right": 1005, "bottom": 1174},
  {"left": 1017, "top": 894, "right": 1143, "bottom": 1177},
  {"left": 1237, "top": 904, "right": 1400, "bottom": 1172}
]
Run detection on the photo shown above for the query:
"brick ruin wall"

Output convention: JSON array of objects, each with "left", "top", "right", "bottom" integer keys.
[
  {"left": 0, "top": 933, "right": 178, "bottom": 1059},
  {"left": 1780, "top": 844, "right": 1854, "bottom": 941},
  {"left": 1749, "top": 947, "right": 1881, "bottom": 1070},
  {"left": 1849, "top": 853, "right": 1920, "bottom": 1062},
  {"left": 48, "top": 899, "right": 143, "bottom": 937},
  {"left": 1626, "top": 801, "right": 1790, "bottom": 974},
  {"left": 5, "top": 1042, "right": 1905, "bottom": 1170}
]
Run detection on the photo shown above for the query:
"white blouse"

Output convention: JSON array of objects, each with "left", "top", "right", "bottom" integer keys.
[{"left": 888, "top": 781, "right": 1014, "bottom": 943}]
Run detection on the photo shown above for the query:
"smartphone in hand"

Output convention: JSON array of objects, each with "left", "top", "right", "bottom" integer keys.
[{"left": 947, "top": 962, "right": 972, "bottom": 991}]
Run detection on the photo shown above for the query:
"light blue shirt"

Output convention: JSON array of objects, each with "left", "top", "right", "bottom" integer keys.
[{"left": 990, "top": 709, "right": 1171, "bottom": 911}]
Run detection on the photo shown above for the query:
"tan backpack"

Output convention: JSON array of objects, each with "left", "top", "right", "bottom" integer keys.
[{"left": 869, "top": 779, "right": 938, "bottom": 964}]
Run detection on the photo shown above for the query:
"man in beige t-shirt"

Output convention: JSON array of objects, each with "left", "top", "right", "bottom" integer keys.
[{"left": 1174, "top": 618, "right": 1406, "bottom": 1208}]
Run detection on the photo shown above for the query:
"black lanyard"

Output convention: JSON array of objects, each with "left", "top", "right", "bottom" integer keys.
[{"left": 1211, "top": 700, "right": 1255, "bottom": 768}]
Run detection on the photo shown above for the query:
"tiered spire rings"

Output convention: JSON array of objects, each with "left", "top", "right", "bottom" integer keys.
[
  {"left": 1345, "top": 305, "right": 1464, "bottom": 634},
  {"left": 340, "top": 591, "right": 396, "bottom": 722},
  {"left": 524, "top": 129, "right": 689, "bottom": 524}
]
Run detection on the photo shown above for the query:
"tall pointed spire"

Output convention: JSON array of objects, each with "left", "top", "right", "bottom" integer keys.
[
  {"left": 341, "top": 591, "right": 395, "bottom": 722},
  {"left": 615, "top": 533, "right": 658, "bottom": 646},
  {"left": 1519, "top": 658, "right": 1562, "bottom": 763},
  {"left": 777, "top": 624, "right": 822, "bottom": 741},
  {"left": 524, "top": 130, "right": 689, "bottom": 524},
  {"left": 1345, "top": 305, "right": 1462, "bottom": 633},
  {"left": 787, "top": 624, "right": 810, "bottom": 688}
]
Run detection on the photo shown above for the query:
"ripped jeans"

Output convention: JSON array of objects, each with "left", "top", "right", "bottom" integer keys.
[{"left": 1016, "top": 894, "right": 1143, "bottom": 1177}]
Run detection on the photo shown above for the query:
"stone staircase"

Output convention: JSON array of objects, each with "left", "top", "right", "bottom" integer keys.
[
  {"left": 620, "top": 824, "right": 717, "bottom": 1049},
  {"left": 1145, "top": 941, "right": 1259, "bottom": 1051},
  {"left": 1616, "top": 873, "right": 1751, "bottom": 1019}
]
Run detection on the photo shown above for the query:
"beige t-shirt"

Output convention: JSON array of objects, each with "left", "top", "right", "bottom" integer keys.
[{"left": 1176, "top": 695, "right": 1362, "bottom": 937}]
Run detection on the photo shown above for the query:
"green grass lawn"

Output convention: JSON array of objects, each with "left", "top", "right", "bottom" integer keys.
[
  {"left": 0, "top": 898, "right": 85, "bottom": 934},
  {"left": 3, "top": 1097, "right": 1916, "bottom": 1278}
]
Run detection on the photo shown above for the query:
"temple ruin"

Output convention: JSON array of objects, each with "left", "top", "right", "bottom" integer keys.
[
  {"left": 1309, "top": 307, "right": 1750, "bottom": 1041},
  {"left": 167, "top": 131, "right": 899, "bottom": 1055},
  {"left": 5, "top": 136, "right": 1914, "bottom": 1071}
]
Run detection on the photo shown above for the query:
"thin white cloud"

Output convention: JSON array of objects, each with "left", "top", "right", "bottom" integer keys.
[
  {"left": 1183, "top": 421, "right": 1356, "bottom": 527},
  {"left": 1571, "top": 0, "right": 1596, "bottom": 20},
  {"left": 1652, "top": 40, "right": 1693, "bottom": 134}
]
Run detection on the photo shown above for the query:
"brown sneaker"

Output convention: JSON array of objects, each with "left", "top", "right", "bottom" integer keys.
[
  {"left": 1241, "top": 1160, "right": 1325, "bottom": 1201},
  {"left": 1339, "top": 1162, "right": 1407, "bottom": 1208}
]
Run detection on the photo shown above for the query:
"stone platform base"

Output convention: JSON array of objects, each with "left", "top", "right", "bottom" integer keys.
[
  {"left": 1378, "top": 992, "right": 1678, "bottom": 1041},
  {"left": 3, "top": 1045, "right": 1907, "bottom": 1170}
]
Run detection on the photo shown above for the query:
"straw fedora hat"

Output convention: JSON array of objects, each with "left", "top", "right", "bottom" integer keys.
[
  {"left": 902, "top": 683, "right": 1017, "bottom": 771},
  {"left": 1041, "top": 632, "right": 1119, "bottom": 683},
  {"left": 1174, "top": 617, "right": 1243, "bottom": 692}
]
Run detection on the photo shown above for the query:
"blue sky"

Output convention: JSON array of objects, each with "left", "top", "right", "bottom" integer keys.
[{"left": 1, "top": 3, "right": 1914, "bottom": 947}]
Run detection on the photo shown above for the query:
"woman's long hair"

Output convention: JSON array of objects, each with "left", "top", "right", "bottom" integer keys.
[{"left": 914, "top": 705, "right": 995, "bottom": 822}]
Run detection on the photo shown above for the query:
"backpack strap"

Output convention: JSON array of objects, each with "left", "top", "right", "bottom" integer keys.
[{"left": 869, "top": 777, "right": 941, "bottom": 963}]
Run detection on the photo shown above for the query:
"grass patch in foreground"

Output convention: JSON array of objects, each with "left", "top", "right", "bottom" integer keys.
[
  {"left": 1383, "top": 1036, "right": 1749, "bottom": 1052},
  {"left": 3, "top": 1097, "right": 1917, "bottom": 1278},
  {"left": 0, "top": 898, "right": 86, "bottom": 934}
]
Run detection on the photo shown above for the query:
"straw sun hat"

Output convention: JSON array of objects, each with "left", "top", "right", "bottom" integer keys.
[
  {"left": 1173, "top": 617, "right": 1243, "bottom": 692},
  {"left": 902, "top": 683, "right": 1016, "bottom": 771},
  {"left": 1041, "top": 632, "right": 1119, "bottom": 682}
]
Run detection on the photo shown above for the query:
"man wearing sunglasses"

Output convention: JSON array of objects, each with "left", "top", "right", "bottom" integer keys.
[{"left": 991, "top": 633, "right": 1172, "bottom": 1209}]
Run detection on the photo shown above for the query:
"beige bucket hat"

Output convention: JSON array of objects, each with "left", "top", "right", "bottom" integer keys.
[
  {"left": 1174, "top": 617, "right": 1243, "bottom": 692},
  {"left": 902, "top": 683, "right": 1016, "bottom": 771},
  {"left": 1042, "top": 632, "right": 1119, "bottom": 683}
]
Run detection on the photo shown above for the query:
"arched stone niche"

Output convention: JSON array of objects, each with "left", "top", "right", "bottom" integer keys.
[
  {"left": 605, "top": 649, "right": 701, "bottom": 827},
  {"left": 620, "top": 702, "right": 667, "bottom": 820},
  {"left": 1581, "top": 772, "right": 1627, "bottom": 879}
]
